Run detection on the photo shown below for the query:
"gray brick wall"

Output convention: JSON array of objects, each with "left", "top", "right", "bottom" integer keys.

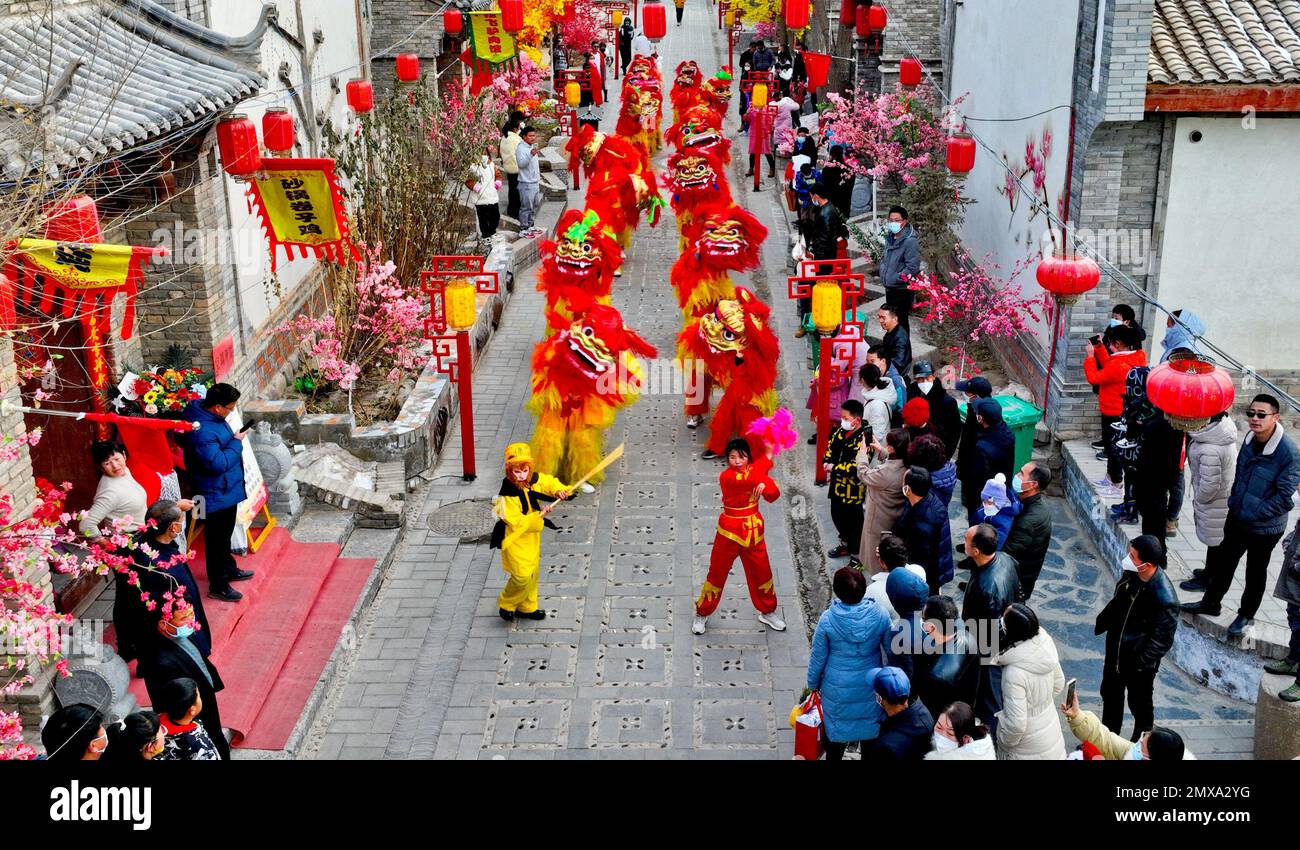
[
  {"left": 878, "top": 0, "right": 943, "bottom": 90},
  {"left": 1104, "top": 0, "right": 1153, "bottom": 122}
]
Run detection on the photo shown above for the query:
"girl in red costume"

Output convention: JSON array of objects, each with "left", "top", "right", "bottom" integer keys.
[{"left": 693, "top": 436, "right": 787, "bottom": 634}]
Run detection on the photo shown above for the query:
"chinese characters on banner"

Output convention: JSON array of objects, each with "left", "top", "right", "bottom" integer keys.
[
  {"left": 468, "top": 10, "right": 519, "bottom": 71},
  {"left": 245, "top": 158, "right": 360, "bottom": 271}
]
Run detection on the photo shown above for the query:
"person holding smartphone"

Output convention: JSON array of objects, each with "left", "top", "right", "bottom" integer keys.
[{"left": 180, "top": 382, "right": 253, "bottom": 602}]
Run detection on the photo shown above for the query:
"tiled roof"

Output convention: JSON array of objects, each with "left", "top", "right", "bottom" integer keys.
[
  {"left": 1149, "top": 0, "right": 1300, "bottom": 84},
  {"left": 0, "top": 0, "right": 271, "bottom": 176}
]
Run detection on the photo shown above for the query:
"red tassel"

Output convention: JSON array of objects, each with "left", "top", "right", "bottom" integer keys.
[{"left": 39, "top": 275, "right": 56, "bottom": 313}]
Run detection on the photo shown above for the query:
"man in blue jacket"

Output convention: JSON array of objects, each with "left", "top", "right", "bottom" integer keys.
[
  {"left": 879, "top": 205, "right": 921, "bottom": 334},
  {"left": 1183, "top": 394, "right": 1300, "bottom": 637},
  {"left": 181, "top": 383, "right": 252, "bottom": 601}
]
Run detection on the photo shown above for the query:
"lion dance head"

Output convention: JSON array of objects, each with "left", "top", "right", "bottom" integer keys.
[
  {"left": 665, "top": 150, "right": 731, "bottom": 213},
  {"left": 684, "top": 204, "right": 768, "bottom": 274},
  {"left": 680, "top": 286, "right": 779, "bottom": 382},
  {"left": 665, "top": 105, "right": 731, "bottom": 163},
  {"left": 538, "top": 209, "right": 622, "bottom": 314},
  {"left": 533, "top": 302, "right": 659, "bottom": 406}
]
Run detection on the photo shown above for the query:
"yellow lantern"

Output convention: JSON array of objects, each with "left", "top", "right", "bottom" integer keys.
[
  {"left": 565, "top": 81, "right": 582, "bottom": 107},
  {"left": 751, "top": 83, "right": 769, "bottom": 108},
  {"left": 612, "top": 9, "right": 624, "bottom": 26},
  {"left": 445, "top": 278, "right": 478, "bottom": 331},
  {"left": 725, "top": 9, "right": 735, "bottom": 26},
  {"left": 810, "top": 280, "right": 843, "bottom": 334}
]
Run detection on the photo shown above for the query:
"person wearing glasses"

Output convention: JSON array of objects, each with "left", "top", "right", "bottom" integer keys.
[{"left": 1183, "top": 394, "right": 1300, "bottom": 638}]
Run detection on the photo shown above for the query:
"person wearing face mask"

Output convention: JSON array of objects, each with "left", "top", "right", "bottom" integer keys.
[
  {"left": 104, "top": 710, "right": 166, "bottom": 762},
  {"left": 913, "top": 595, "right": 980, "bottom": 720},
  {"left": 1001, "top": 461, "right": 1054, "bottom": 601},
  {"left": 924, "top": 700, "right": 995, "bottom": 761},
  {"left": 138, "top": 603, "right": 229, "bottom": 759},
  {"left": 824, "top": 400, "right": 869, "bottom": 568},
  {"left": 906, "top": 360, "right": 960, "bottom": 461},
  {"left": 856, "top": 428, "right": 911, "bottom": 571},
  {"left": 1060, "top": 690, "right": 1191, "bottom": 759},
  {"left": 959, "top": 398, "right": 1016, "bottom": 528},
  {"left": 857, "top": 364, "right": 896, "bottom": 462},
  {"left": 892, "top": 466, "right": 953, "bottom": 595},
  {"left": 992, "top": 602, "right": 1066, "bottom": 760},
  {"left": 865, "top": 346, "right": 906, "bottom": 421},
  {"left": 1095, "top": 535, "right": 1179, "bottom": 739},
  {"left": 958, "top": 523, "right": 1021, "bottom": 737},
  {"left": 490, "top": 443, "right": 573, "bottom": 622},
  {"left": 156, "top": 677, "right": 223, "bottom": 760},
  {"left": 879, "top": 205, "right": 921, "bottom": 334},
  {"left": 466, "top": 145, "right": 502, "bottom": 239},
  {"left": 954, "top": 376, "right": 993, "bottom": 497},
  {"left": 978, "top": 473, "right": 1019, "bottom": 547},
  {"left": 40, "top": 703, "right": 108, "bottom": 761},
  {"left": 860, "top": 666, "right": 935, "bottom": 762}
]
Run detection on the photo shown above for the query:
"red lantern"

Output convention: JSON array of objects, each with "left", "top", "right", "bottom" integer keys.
[
  {"left": 946, "top": 132, "right": 976, "bottom": 173},
  {"left": 899, "top": 56, "right": 922, "bottom": 87},
  {"left": 869, "top": 4, "right": 887, "bottom": 31},
  {"left": 444, "top": 8, "right": 463, "bottom": 36},
  {"left": 395, "top": 53, "right": 420, "bottom": 82},
  {"left": 1035, "top": 252, "right": 1101, "bottom": 306},
  {"left": 803, "top": 51, "right": 831, "bottom": 90},
  {"left": 643, "top": 2, "right": 666, "bottom": 39},
  {"left": 560, "top": 1, "right": 576, "bottom": 22},
  {"left": 346, "top": 79, "right": 374, "bottom": 113},
  {"left": 785, "top": 0, "right": 809, "bottom": 30},
  {"left": 214, "top": 114, "right": 261, "bottom": 177},
  {"left": 262, "top": 107, "right": 295, "bottom": 155},
  {"left": 500, "top": 0, "right": 524, "bottom": 33},
  {"left": 854, "top": 4, "right": 870, "bottom": 37},
  {"left": 839, "top": 0, "right": 855, "bottom": 27},
  {"left": 1145, "top": 355, "right": 1236, "bottom": 432},
  {"left": 44, "top": 195, "right": 102, "bottom": 243}
]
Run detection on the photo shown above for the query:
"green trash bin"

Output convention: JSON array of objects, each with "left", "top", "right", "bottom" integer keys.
[{"left": 957, "top": 395, "right": 1044, "bottom": 471}]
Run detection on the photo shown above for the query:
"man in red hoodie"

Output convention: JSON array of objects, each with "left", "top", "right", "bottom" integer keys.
[{"left": 1083, "top": 324, "right": 1147, "bottom": 496}]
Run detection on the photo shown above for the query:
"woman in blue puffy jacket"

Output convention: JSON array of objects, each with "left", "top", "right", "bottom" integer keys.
[{"left": 806, "top": 566, "right": 892, "bottom": 759}]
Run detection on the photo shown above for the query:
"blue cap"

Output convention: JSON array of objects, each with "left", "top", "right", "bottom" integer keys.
[{"left": 865, "top": 666, "right": 911, "bottom": 702}]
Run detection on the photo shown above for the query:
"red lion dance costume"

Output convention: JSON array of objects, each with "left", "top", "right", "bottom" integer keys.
[
  {"left": 678, "top": 286, "right": 780, "bottom": 457},
  {"left": 665, "top": 104, "right": 732, "bottom": 165},
  {"left": 698, "top": 67, "right": 734, "bottom": 122},
  {"left": 528, "top": 301, "right": 657, "bottom": 485},
  {"left": 566, "top": 124, "right": 663, "bottom": 249},
  {"left": 670, "top": 203, "right": 767, "bottom": 320},
  {"left": 537, "top": 208, "right": 622, "bottom": 331},
  {"left": 670, "top": 60, "right": 703, "bottom": 123},
  {"left": 664, "top": 150, "right": 732, "bottom": 250},
  {"left": 616, "top": 80, "right": 663, "bottom": 160}
]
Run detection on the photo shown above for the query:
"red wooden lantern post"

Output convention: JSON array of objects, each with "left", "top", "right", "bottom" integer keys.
[
  {"left": 262, "top": 107, "right": 295, "bottom": 156},
  {"left": 643, "top": 2, "right": 666, "bottom": 40},
  {"left": 1145, "top": 354, "right": 1236, "bottom": 432},
  {"left": 346, "top": 79, "right": 374, "bottom": 113},
  {"left": 789, "top": 260, "right": 866, "bottom": 484},
  {"left": 899, "top": 56, "right": 922, "bottom": 87},
  {"left": 215, "top": 114, "right": 261, "bottom": 177},
  {"left": 422, "top": 256, "right": 501, "bottom": 481}
]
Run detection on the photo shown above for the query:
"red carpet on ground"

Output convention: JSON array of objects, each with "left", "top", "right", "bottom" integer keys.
[{"left": 117, "top": 527, "right": 375, "bottom": 750}]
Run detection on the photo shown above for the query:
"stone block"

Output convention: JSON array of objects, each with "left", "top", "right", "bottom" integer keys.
[{"left": 1254, "top": 675, "right": 1300, "bottom": 760}]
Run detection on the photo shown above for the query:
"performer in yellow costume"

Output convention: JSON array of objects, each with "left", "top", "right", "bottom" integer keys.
[{"left": 490, "top": 443, "right": 572, "bottom": 621}]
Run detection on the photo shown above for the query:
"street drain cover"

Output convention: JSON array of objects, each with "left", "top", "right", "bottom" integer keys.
[{"left": 426, "top": 498, "right": 497, "bottom": 541}]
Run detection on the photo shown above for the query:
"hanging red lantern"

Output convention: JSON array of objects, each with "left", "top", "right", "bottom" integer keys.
[
  {"left": 1145, "top": 355, "right": 1236, "bottom": 432},
  {"left": 444, "top": 8, "right": 463, "bottom": 36},
  {"left": 839, "top": 0, "right": 855, "bottom": 27},
  {"left": 899, "top": 56, "right": 922, "bottom": 87},
  {"left": 395, "top": 53, "right": 420, "bottom": 82},
  {"left": 643, "top": 3, "right": 667, "bottom": 40},
  {"left": 262, "top": 107, "right": 295, "bottom": 155},
  {"left": 214, "top": 114, "right": 261, "bottom": 177},
  {"left": 854, "top": 4, "right": 870, "bottom": 37},
  {"left": 346, "top": 79, "right": 374, "bottom": 113},
  {"left": 785, "top": 0, "right": 809, "bottom": 30},
  {"left": 1035, "top": 252, "right": 1101, "bottom": 306},
  {"left": 946, "top": 132, "right": 976, "bottom": 173},
  {"left": 868, "top": 3, "right": 887, "bottom": 31},
  {"left": 500, "top": 0, "right": 524, "bottom": 33},
  {"left": 44, "top": 195, "right": 102, "bottom": 243}
]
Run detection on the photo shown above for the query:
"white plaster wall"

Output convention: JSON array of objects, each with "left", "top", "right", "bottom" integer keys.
[
  {"left": 945, "top": 0, "right": 1080, "bottom": 341},
  {"left": 209, "top": 0, "right": 366, "bottom": 333},
  {"left": 1154, "top": 117, "right": 1300, "bottom": 371}
]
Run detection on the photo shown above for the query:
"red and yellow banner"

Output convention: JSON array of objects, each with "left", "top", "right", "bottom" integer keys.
[
  {"left": 245, "top": 157, "right": 359, "bottom": 271},
  {"left": 468, "top": 11, "right": 519, "bottom": 68}
]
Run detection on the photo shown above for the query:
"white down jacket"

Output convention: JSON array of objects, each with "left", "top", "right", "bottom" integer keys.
[
  {"left": 994, "top": 630, "right": 1067, "bottom": 760},
  {"left": 1186, "top": 416, "right": 1239, "bottom": 546}
]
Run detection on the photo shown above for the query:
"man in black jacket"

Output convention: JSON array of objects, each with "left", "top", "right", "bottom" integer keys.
[
  {"left": 807, "top": 183, "right": 846, "bottom": 263},
  {"left": 1002, "top": 461, "right": 1054, "bottom": 600},
  {"left": 907, "top": 360, "right": 960, "bottom": 459},
  {"left": 894, "top": 466, "right": 953, "bottom": 594},
  {"left": 861, "top": 666, "right": 934, "bottom": 762},
  {"left": 876, "top": 303, "right": 911, "bottom": 378},
  {"left": 953, "top": 377, "right": 993, "bottom": 509},
  {"left": 1096, "top": 534, "right": 1179, "bottom": 739},
  {"left": 959, "top": 523, "right": 1021, "bottom": 736},
  {"left": 914, "top": 594, "right": 980, "bottom": 720},
  {"left": 959, "top": 398, "right": 1016, "bottom": 527},
  {"left": 136, "top": 604, "right": 230, "bottom": 760},
  {"left": 1133, "top": 411, "right": 1185, "bottom": 549}
]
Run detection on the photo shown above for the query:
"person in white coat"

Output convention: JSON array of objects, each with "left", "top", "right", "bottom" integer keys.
[
  {"left": 857, "top": 363, "right": 897, "bottom": 466},
  {"left": 994, "top": 602, "right": 1067, "bottom": 760},
  {"left": 925, "top": 700, "right": 996, "bottom": 761},
  {"left": 1180, "top": 412, "right": 1239, "bottom": 594}
]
